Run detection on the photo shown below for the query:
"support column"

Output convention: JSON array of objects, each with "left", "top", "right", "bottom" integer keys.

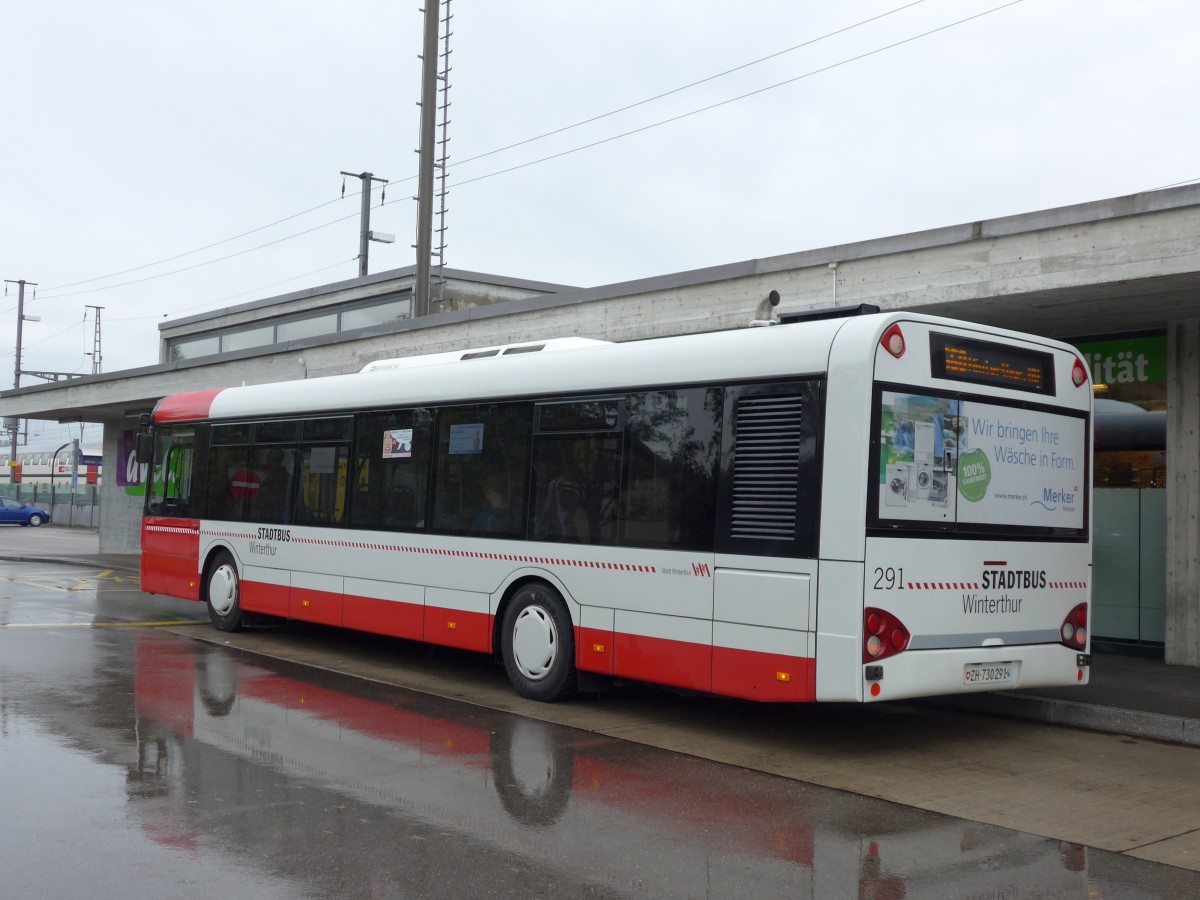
[{"left": 1166, "top": 319, "right": 1200, "bottom": 665}]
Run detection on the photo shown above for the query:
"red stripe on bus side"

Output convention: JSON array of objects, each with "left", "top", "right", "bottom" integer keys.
[
  {"left": 290, "top": 586, "right": 343, "bottom": 627},
  {"left": 424, "top": 605, "right": 492, "bottom": 654},
  {"left": 343, "top": 594, "right": 423, "bottom": 642},
  {"left": 154, "top": 388, "right": 225, "bottom": 422},
  {"left": 241, "top": 580, "right": 290, "bottom": 618},
  {"left": 614, "top": 632, "right": 712, "bottom": 694},
  {"left": 577, "top": 627, "right": 614, "bottom": 675},
  {"left": 713, "top": 646, "right": 815, "bottom": 702}
]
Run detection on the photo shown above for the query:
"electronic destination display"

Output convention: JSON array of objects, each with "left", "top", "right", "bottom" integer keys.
[{"left": 929, "top": 333, "right": 1055, "bottom": 395}]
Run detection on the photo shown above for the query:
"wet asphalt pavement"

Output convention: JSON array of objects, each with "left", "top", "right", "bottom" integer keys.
[{"left": 2, "top": 557, "right": 1199, "bottom": 898}]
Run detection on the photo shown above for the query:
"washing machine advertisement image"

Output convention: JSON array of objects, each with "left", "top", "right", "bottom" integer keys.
[{"left": 878, "top": 392, "right": 960, "bottom": 523}]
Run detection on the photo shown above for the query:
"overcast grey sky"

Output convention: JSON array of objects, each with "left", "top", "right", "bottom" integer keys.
[{"left": 3, "top": 0, "right": 1198, "bottom": 449}]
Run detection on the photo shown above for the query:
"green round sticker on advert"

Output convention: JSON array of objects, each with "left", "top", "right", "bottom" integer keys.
[{"left": 957, "top": 449, "right": 991, "bottom": 502}]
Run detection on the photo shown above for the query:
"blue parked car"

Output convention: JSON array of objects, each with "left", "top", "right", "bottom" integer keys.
[{"left": 0, "top": 497, "right": 50, "bottom": 526}]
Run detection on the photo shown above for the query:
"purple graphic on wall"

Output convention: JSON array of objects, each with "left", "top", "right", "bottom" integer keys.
[{"left": 117, "top": 430, "right": 145, "bottom": 487}]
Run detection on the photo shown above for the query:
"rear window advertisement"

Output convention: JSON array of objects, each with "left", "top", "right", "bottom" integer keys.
[
  {"left": 877, "top": 392, "right": 1086, "bottom": 531},
  {"left": 878, "top": 393, "right": 958, "bottom": 523}
]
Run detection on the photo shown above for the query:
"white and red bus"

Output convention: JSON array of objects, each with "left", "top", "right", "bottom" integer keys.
[{"left": 138, "top": 311, "right": 1092, "bottom": 703}]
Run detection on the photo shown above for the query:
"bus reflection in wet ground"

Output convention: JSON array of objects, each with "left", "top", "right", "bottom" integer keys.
[{"left": 127, "top": 634, "right": 1156, "bottom": 899}]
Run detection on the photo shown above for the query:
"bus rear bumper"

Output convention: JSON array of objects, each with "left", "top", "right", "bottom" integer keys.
[{"left": 861, "top": 643, "right": 1089, "bottom": 703}]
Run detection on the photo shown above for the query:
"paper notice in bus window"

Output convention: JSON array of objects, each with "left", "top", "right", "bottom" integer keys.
[
  {"left": 449, "top": 423, "right": 484, "bottom": 455},
  {"left": 878, "top": 392, "right": 959, "bottom": 522},
  {"left": 382, "top": 428, "right": 412, "bottom": 459},
  {"left": 309, "top": 446, "right": 336, "bottom": 474},
  {"left": 955, "top": 401, "right": 1085, "bottom": 531}
]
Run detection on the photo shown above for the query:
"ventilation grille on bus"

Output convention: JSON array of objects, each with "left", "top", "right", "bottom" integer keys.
[{"left": 731, "top": 394, "right": 804, "bottom": 540}]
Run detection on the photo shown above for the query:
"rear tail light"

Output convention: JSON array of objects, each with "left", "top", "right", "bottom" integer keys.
[
  {"left": 1060, "top": 603, "right": 1088, "bottom": 650},
  {"left": 864, "top": 608, "right": 911, "bottom": 663},
  {"left": 1071, "top": 358, "right": 1088, "bottom": 388},
  {"left": 881, "top": 324, "right": 906, "bottom": 358}
]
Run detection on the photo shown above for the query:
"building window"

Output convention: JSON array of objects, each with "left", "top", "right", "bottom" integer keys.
[
  {"left": 222, "top": 326, "right": 275, "bottom": 353},
  {"left": 169, "top": 336, "right": 220, "bottom": 361},
  {"left": 277, "top": 314, "right": 337, "bottom": 342},
  {"left": 341, "top": 298, "right": 410, "bottom": 331}
]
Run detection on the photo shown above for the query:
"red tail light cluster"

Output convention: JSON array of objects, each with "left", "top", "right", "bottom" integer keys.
[
  {"left": 863, "top": 608, "right": 911, "bottom": 663},
  {"left": 1071, "top": 358, "right": 1088, "bottom": 388},
  {"left": 1060, "top": 603, "right": 1088, "bottom": 650},
  {"left": 881, "top": 324, "right": 906, "bottom": 359}
]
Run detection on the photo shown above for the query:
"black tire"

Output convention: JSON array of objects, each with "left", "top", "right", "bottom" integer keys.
[
  {"left": 27, "top": 513, "right": 43, "bottom": 527},
  {"left": 205, "top": 550, "right": 244, "bottom": 632},
  {"left": 500, "top": 583, "right": 577, "bottom": 702}
]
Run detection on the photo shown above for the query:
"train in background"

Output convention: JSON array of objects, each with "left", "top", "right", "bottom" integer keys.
[{"left": 0, "top": 449, "right": 102, "bottom": 485}]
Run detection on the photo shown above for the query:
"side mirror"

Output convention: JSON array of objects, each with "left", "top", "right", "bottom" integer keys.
[{"left": 135, "top": 432, "right": 154, "bottom": 465}]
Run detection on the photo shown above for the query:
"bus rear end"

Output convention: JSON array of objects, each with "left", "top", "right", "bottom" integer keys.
[{"left": 827, "top": 316, "right": 1092, "bottom": 702}]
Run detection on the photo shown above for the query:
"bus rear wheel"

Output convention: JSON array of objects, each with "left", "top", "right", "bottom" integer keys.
[
  {"left": 205, "top": 550, "right": 244, "bottom": 632},
  {"left": 501, "top": 584, "right": 577, "bottom": 702}
]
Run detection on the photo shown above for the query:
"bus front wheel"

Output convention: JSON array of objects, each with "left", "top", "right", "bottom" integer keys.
[
  {"left": 205, "top": 550, "right": 244, "bottom": 632},
  {"left": 501, "top": 584, "right": 577, "bottom": 702}
]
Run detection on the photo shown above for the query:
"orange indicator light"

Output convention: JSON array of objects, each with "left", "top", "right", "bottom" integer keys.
[
  {"left": 447, "top": 621, "right": 457, "bottom": 630},
  {"left": 592, "top": 643, "right": 606, "bottom": 654},
  {"left": 302, "top": 599, "right": 310, "bottom": 608},
  {"left": 776, "top": 671, "right": 791, "bottom": 683}
]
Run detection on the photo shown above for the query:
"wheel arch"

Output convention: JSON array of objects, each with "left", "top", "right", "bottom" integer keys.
[
  {"left": 490, "top": 568, "right": 579, "bottom": 658},
  {"left": 199, "top": 541, "right": 241, "bottom": 600}
]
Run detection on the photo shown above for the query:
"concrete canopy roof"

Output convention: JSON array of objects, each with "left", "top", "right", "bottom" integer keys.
[{"left": 4, "top": 183, "right": 1200, "bottom": 426}]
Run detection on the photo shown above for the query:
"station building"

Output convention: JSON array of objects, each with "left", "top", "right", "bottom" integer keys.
[{"left": 3, "top": 184, "right": 1198, "bottom": 665}]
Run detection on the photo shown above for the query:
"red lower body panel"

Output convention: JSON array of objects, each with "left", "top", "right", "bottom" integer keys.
[
  {"left": 614, "top": 632, "right": 712, "bottom": 694},
  {"left": 712, "top": 646, "right": 815, "bottom": 702}
]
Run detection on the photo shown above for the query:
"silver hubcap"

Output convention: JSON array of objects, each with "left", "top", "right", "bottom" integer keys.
[
  {"left": 209, "top": 564, "right": 238, "bottom": 616},
  {"left": 512, "top": 604, "right": 558, "bottom": 681}
]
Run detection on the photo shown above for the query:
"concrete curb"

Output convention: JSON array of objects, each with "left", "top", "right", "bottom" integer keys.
[{"left": 927, "top": 692, "right": 1200, "bottom": 748}]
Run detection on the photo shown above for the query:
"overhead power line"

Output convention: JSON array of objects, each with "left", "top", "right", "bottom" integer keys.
[
  {"left": 39, "top": 192, "right": 358, "bottom": 294},
  {"left": 24, "top": 2, "right": 934, "bottom": 302},
  {"left": 448, "top": 0, "right": 1027, "bottom": 190},
  {"left": 25, "top": 1, "right": 1022, "bottom": 306},
  {"left": 448, "top": 0, "right": 931, "bottom": 173}
]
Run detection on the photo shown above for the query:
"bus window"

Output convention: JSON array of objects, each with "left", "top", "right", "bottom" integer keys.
[
  {"left": 620, "top": 388, "right": 721, "bottom": 550},
  {"left": 250, "top": 446, "right": 299, "bottom": 524},
  {"left": 146, "top": 426, "right": 196, "bottom": 517},
  {"left": 432, "top": 403, "right": 531, "bottom": 536},
  {"left": 297, "top": 445, "right": 349, "bottom": 525},
  {"left": 533, "top": 398, "right": 623, "bottom": 545},
  {"left": 206, "top": 444, "right": 250, "bottom": 521},
  {"left": 352, "top": 409, "right": 432, "bottom": 530}
]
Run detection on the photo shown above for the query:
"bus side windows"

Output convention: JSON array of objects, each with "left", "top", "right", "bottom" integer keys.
[
  {"left": 350, "top": 409, "right": 432, "bottom": 531},
  {"left": 620, "top": 388, "right": 721, "bottom": 551},
  {"left": 532, "top": 437, "right": 621, "bottom": 544},
  {"left": 146, "top": 426, "right": 196, "bottom": 518},
  {"left": 431, "top": 403, "right": 531, "bottom": 536},
  {"left": 206, "top": 445, "right": 249, "bottom": 521},
  {"left": 250, "top": 446, "right": 298, "bottom": 524}
]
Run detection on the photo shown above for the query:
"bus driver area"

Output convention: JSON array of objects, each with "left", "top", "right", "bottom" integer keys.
[{"left": 139, "top": 311, "right": 1092, "bottom": 706}]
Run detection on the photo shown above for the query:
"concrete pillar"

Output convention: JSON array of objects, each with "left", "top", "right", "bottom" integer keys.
[
  {"left": 99, "top": 417, "right": 149, "bottom": 555},
  {"left": 1166, "top": 319, "right": 1200, "bottom": 665}
]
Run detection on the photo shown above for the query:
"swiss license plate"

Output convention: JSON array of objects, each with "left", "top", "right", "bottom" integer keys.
[{"left": 963, "top": 662, "right": 1015, "bottom": 685}]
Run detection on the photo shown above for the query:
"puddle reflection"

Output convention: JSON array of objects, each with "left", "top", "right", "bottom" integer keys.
[{"left": 126, "top": 634, "right": 1119, "bottom": 898}]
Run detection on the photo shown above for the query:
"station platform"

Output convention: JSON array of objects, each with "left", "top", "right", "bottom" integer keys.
[{"left": 3, "top": 523, "right": 1197, "bottom": 747}]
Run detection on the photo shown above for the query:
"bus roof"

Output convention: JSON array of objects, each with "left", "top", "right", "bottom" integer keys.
[{"left": 152, "top": 313, "right": 1082, "bottom": 424}]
